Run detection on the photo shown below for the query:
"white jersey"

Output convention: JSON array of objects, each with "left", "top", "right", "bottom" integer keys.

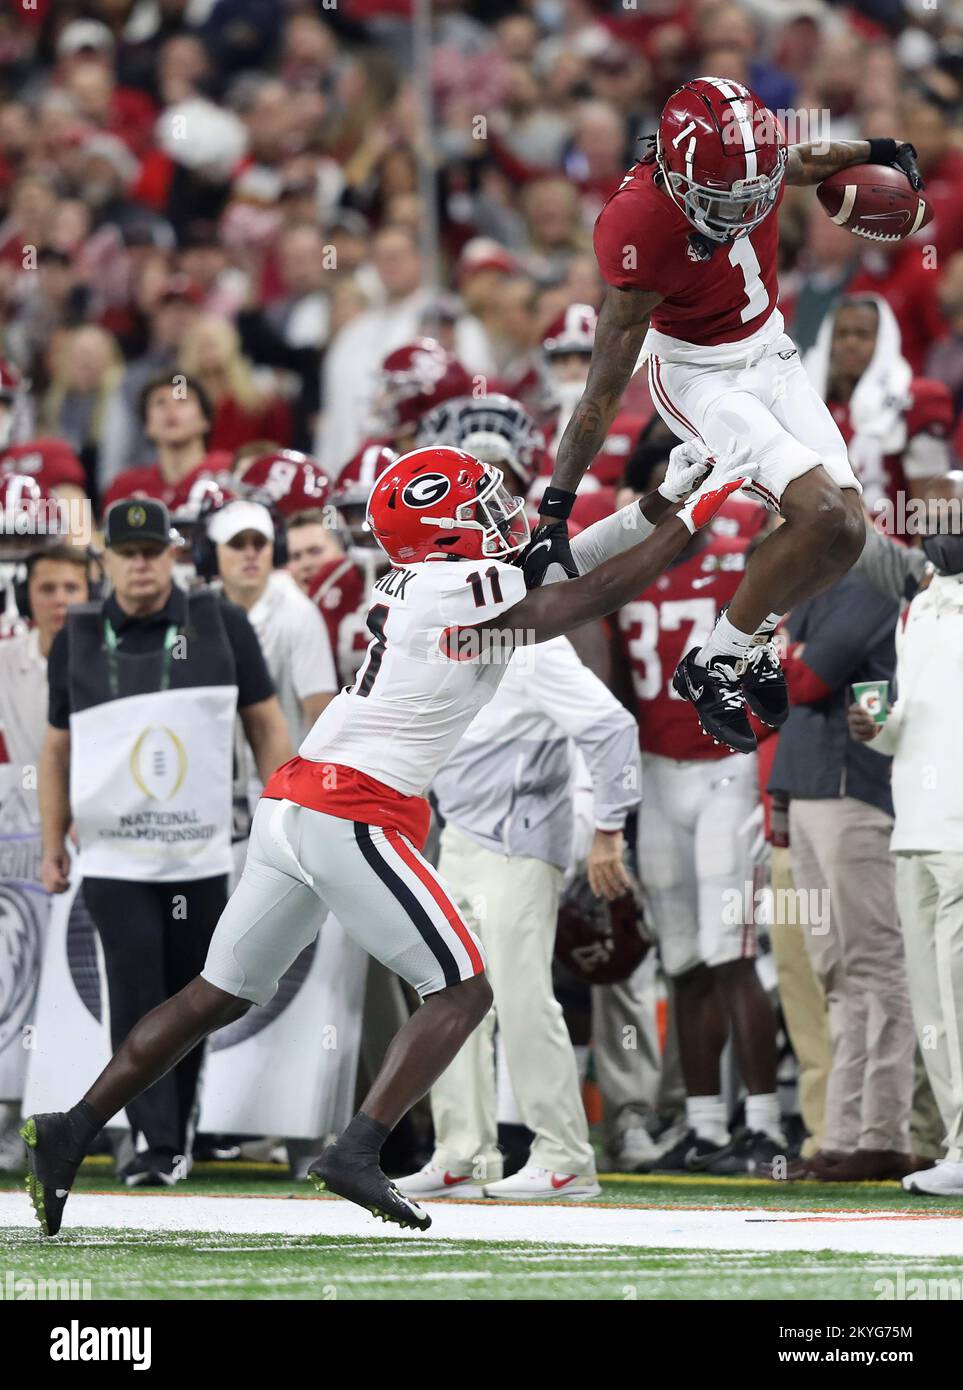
[{"left": 299, "top": 557, "right": 527, "bottom": 797}]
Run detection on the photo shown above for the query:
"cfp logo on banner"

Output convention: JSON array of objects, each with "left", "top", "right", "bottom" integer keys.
[{"left": 129, "top": 726, "right": 188, "bottom": 800}]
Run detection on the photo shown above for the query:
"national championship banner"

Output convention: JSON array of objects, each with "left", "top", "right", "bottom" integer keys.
[
  {"left": 0, "top": 766, "right": 50, "bottom": 1101},
  {"left": 23, "top": 867, "right": 367, "bottom": 1140}
]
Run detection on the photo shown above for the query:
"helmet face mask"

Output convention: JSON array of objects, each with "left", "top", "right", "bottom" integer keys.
[
  {"left": 656, "top": 78, "right": 786, "bottom": 244},
  {"left": 415, "top": 394, "right": 545, "bottom": 490}
]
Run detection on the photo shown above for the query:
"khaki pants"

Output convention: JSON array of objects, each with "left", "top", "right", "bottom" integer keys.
[
  {"left": 789, "top": 798, "right": 914, "bottom": 1153},
  {"left": 429, "top": 824, "right": 595, "bottom": 1178},
  {"left": 768, "top": 846, "right": 832, "bottom": 1157},
  {"left": 896, "top": 852, "right": 963, "bottom": 1162}
]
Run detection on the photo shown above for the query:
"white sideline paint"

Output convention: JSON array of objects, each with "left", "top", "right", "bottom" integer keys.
[{"left": 3, "top": 1192, "right": 963, "bottom": 1257}]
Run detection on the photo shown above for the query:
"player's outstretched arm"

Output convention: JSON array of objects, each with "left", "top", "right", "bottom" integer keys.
[
  {"left": 786, "top": 139, "right": 923, "bottom": 189},
  {"left": 496, "top": 445, "right": 757, "bottom": 646},
  {"left": 549, "top": 285, "right": 662, "bottom": 497}
]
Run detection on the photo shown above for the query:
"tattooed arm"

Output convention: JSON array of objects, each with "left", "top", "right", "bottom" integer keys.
[
  {"left": 549, "top": 284, "right": 663, "bottom": 496},
  {"left": 785, "top": 141, "right": 871, "bottom": 186},
  {"left": 786, "top": 139, "right": 923, "bottom": 190}
]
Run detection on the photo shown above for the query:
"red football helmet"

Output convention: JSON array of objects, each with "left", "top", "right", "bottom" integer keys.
[
  {"left": 169, "top": 469, "right": 240, "bottom": 526},
  {"left": 542, "top": 304, "right": 598, "bottom": 358},
  {"left": 656, "top": 77, "right": 786, "bottom": 243},
  {"left": 374, "top": 339, "right": 474, "bottom": 432},
  {"left": 333, "top": 443, "right": 399, "bottom": 551},
  {"left": 235, "top": 449, "right": 331, "bottom": 516},
  {"left": 366, "top": 446, "right": 529, "bottom": 564},
  {"left": 554, "top": 876, "right": 651, "bottom": 986},
  {"left": 1, "top": 472, "right": 62, "bottom": 551}
]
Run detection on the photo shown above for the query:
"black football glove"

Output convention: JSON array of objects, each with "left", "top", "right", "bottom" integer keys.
[
  {"left": 519, "top": 518, "right": 578, "bottom": 588},
  {"left": 867, "top": 138, "right": 924, "bottom": 192}
]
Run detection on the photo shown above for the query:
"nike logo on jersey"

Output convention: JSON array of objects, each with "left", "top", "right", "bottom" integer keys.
[{"left": 777, "top": 348, "right": 798, "bottom": 360}]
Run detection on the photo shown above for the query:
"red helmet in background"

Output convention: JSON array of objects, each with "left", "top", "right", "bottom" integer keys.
[
  {"left": 374, "top": 339, "right": 474, "bottom": 432},
  {"left": 0, "top": 472, "right": 62, "bottom": 553},
  {"left": 656, "top": 77, "right": 785, "bottom": 243},
  {"left": 169, "top": 469, "right": 241, "bottom": 528},
  {"left": 0, "top": 361, "right": 28, "bottom": 449},
  {"left": 333, "top": 443, "right": 398, "bottom": 554},
  {"left": 235, "top": 449, "right": 331, "bottom": 516},
  {"left": 555, "top": 876, "right": 651, "bottom": 986},
  {"left": 366, "top": 446, "right": 529, "bottom": 565},
  {"left": 542, "top": 304, "right": 598, "bottom": 358}
]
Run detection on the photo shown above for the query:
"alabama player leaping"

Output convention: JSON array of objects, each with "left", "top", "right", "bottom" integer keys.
[
  {"left": 526, "top": 75, "right": 924, "bottom": 754},
  {"left": 22, "top": 438, "right": 752, "bottom": 1237}
]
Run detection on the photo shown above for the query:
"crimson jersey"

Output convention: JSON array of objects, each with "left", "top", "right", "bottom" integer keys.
[
  {"left": 307, "top": 556, "right": 370, "bottom": 687},
  {"left": 617, "top": 529, "right": 748, "bottom": 761},
  {"left": 0, "top": 438, "right": 86, "bottom": 492},
  {"left": 103, "top": 453, "right": 233, "bottom": 510},
  {"left": 827, "top": 377, "right": 954, "bottom": 515},
  {"left": 593, "top": 160, "right": 783, "bottom": 347}
]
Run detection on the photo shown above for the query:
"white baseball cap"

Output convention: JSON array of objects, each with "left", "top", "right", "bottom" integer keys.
[
  {"left": 207, "top": 500, "right": 274, "bottom": 545},
  {"left": 57, "top": 20, "right": 115, "bottom": 57}
]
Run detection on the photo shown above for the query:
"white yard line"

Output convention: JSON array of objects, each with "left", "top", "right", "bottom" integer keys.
[{"left": 2, "top": 1192, "right": 963, "bottom": 1257}]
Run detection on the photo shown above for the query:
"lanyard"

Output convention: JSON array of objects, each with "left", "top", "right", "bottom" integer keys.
[{"left": 103, "top": 619, "right": 179, "bottom": 699}]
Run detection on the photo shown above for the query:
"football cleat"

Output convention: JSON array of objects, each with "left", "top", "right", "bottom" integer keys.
[
  {"left": 738, "top": 639, "right": 789, "bottom": 727},
  {"left": 647, "top": 1128, "right": 734, "bottom": 1174},
  {"left": 704, "top": 1128, "right": 786, "bottom": 1177},
  {"left": 608, "top": 1125, "right": 662, "bottom": 1173},
  {"left": 308, "top": 1145, "right": 432, "bottom": 1230},
  {"left": 672, "top": 649, "right": 756, "bottom": 754},
  {"left": 121, "top": 1149, "right": 188, "bottom": 1188},
  {"left": 393, "top": 1163, "right": 485, "bottom": 1200},
  {"left": 20, "top": 1113, "right": 85, "bottom": 1238},
  {"left": 481, "top": 1165, "right": 601, "bottom": 1201}
]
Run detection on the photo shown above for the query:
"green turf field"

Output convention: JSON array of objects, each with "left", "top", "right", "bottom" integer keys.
[{"left": 2, "top": 1159, "right": 962, "bottom": 1300}]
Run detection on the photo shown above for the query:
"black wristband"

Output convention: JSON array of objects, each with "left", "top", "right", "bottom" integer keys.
[
  {"left": 539, "top": 486, "right": 577, "bottom": 521},
  {"left": 866, "top": 138, "right": 899, "bottom": 167}
]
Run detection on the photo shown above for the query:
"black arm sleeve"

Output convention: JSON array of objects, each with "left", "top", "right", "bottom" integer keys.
[
  {"left": 46, "top": 627, "right": 72, "bottom": 730},
  {"left": 218, "top": 598, "right": 277, "bottom": 710}
]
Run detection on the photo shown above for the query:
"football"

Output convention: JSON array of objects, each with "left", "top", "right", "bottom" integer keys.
[{"left": 816, "top": 164, "right": 933, "bottom": 243}]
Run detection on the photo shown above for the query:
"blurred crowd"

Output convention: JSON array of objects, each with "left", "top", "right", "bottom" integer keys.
[{"left": 2, "top": 0, "right": 963, "bottom": 1191}]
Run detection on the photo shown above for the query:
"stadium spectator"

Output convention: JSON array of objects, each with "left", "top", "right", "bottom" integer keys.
[
  {"left": 805, "top": 295, "right": 954, "bottom": 518},
  {"left": 39, "top": 324, "right": 123, "bottom": 499},
  {"left": 102, "top": 373, "right": 220, "bottom": 510},
  {"left": 177, "top": 314, "right": 292, "bottom": 455}
]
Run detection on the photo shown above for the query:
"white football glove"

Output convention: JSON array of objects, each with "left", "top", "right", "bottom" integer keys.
[
  {"left": 658, "top": 439, "right": 715, "bottom": 502},
  {"left": 676, "top": 440, "right": 756, "bottom": 535}
]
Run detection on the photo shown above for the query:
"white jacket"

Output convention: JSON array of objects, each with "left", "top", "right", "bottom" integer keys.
[{"left": 867, "top": 570, "right": 963, "bottom": 853}]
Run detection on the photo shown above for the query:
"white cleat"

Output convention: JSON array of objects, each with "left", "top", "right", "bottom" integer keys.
[
  {"left": 902, "top": 1159, "right": 963, "bottom": 1196},
  {"left": 482, "top": 1164, "right": 601, "bottom": 1201},
  {"left": 392, "top": 1163, "right": 486, "bottom": 1200},
  {"left": 608, "top": 1125, "right": 661, "bottom": 1173}
]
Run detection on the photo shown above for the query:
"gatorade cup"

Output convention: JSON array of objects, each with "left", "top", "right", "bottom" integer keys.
[{"left": 852, "top": 679, "right": 889, "bottom": 725}]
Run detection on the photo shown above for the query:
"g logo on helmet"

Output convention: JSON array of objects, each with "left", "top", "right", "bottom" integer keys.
[
  {"left": 127, "top": 504, "right": 147, "bottom": 528},
  {"left": 401, "top": 473, "right": 451, "bottom": 508}
]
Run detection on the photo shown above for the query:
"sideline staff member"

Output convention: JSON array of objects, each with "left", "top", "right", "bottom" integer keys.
[{"left": 38, "top": 500, "right": 291, "bottom": 1186}]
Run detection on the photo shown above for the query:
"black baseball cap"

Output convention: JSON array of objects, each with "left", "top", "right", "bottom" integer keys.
[{"left": 104, "top": 499, "right": 175, "bottom": 549}]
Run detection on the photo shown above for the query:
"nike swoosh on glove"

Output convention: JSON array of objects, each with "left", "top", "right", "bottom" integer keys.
[
  {"left": 677, "top": 441, "right": 757, "bottom": 534},
  {"left": 520, "top": 520, "right": 577, "bottom": 588}
]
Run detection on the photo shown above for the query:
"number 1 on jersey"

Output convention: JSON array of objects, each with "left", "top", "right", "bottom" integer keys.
[{"left": 728, "top": 238, "right": 768, "bottom": 324}]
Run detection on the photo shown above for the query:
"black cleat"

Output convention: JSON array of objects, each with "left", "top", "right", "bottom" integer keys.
[
  {"left": 308, "top": 1145, "right": 432, "bottom": 1231},
  {"left": 704, "top": 1128, "right": 785, "bottom": 1177},
  {"left": 738, "top": 640, "right": 789, "bottom": 727},
  {"left": 20, "top": 1113, "right": 84, "bottom": 1238},
  {"left": 672, "top": 649, "right": 756, "bottom": 754},
  {"left": 648, "top": 1128, "right": 735, "bottom": 1174}
]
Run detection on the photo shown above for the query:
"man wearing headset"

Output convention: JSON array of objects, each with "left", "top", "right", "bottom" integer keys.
[{"left": 38, "top": 497, "right": 291, "bottom": 1187}]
